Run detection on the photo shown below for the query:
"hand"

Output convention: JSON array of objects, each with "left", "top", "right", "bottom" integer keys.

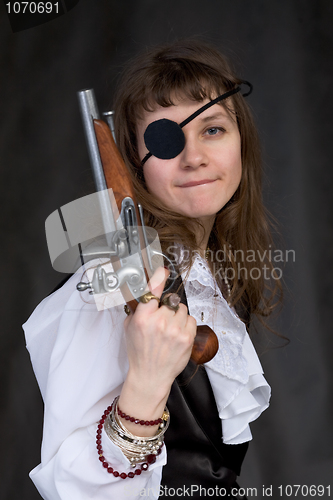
[
  {"left": 119, "top": 267, "right": 196, "bottom": 433},
  {"left": 124, "top": 267, "right": 196, "bottom": 395}
]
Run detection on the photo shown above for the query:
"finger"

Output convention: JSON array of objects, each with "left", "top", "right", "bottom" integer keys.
[
  {"left": 185, "top": 313, "right": 197, "bottom": 332},
  {"left": 135, "top": 267, "right": 169, "bottom": 314},
  {"left": 148, "top": 267, "right": 170, "bottom": 299}
]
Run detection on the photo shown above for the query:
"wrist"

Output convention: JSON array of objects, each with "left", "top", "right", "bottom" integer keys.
[
  {"left": 118, "top": 377, "right": 170, "bottom": 437},
  {"left": 124, "top": 369, "right": 171, "bottom": 406}
]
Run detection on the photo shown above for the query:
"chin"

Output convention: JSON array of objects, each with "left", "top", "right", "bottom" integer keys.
[{"left": 186, "top": 203, "right": 226, "bottom": 220}]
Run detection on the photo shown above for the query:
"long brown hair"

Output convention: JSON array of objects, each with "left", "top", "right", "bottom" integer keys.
[{"left": 113, "top": 39, "right": 282, "bottom": 323}]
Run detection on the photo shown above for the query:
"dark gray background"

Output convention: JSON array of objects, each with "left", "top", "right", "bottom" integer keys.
[{"left": 1, "top": 0, "right": 332, "bottom": 498}]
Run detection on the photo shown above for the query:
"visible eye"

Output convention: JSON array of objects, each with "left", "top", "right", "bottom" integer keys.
[{"left": 204, "top": 127, "right": 225, "bottom": 136}]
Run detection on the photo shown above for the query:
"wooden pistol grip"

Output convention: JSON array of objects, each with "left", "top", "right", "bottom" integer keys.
[{"left": 191, "top": 325, "right": 219, "bottom": 364}]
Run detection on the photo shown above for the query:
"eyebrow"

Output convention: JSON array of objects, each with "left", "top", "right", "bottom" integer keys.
[{"left": 198, "top": 112, "right": 234, "bottom": 124}]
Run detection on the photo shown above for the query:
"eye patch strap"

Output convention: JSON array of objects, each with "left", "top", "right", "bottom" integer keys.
[
  {"left": 178, "top": 86, "right": 241, "bottom": 129},
  {"left": 141, "top": 81, "right": 253, "bottom": 165}
]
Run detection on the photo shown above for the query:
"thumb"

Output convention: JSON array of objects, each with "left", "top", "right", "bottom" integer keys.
[{"left": 148, "top": 267, "right": 170, "bottom": 298}]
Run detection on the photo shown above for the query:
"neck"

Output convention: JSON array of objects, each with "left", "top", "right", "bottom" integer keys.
[{"left": 195, "top": 216, "right": 216, "bottom": 258}]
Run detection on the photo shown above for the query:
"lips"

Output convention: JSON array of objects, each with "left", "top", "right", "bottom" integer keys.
[{"left": 178, "top": 179, "right": 217, "bottom": 188}]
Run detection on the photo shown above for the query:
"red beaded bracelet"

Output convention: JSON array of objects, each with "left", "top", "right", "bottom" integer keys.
[
  {"left": 117, "top": 403, "right": 163, "bottom": 426},
  {"left": 96, "top": 402, "right": 162, "bottom": 479}
]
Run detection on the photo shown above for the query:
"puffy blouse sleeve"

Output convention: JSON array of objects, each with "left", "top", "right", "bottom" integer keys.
[{"left": 23, "top": 271, "right": 166, "bottom": 500}]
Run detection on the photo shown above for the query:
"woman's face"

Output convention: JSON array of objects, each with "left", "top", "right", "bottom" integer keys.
[{"left": 136, "top": 98, "right": 242, "bottom": 225}]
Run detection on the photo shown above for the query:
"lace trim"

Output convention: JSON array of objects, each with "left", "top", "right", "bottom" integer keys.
[{"left": 183, "top": 253, "right": 248, "bottom": 385}]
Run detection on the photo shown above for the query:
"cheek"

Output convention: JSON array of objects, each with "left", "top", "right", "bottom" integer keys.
[
  {"left": 227, "top": 142, "right": 242, "bottom": 185},
  {"left": 143, "top": 170, "right": 157, "bottom": 196},
  {"left": 143, "top": 164, "right": 168, "bottom": 200},
  {"left": 230, "top": 161, "right": 242, "bottom": 196}
]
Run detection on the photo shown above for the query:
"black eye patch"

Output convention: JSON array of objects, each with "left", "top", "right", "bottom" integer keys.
[
  {"left": 141, "top": 82, "right": 252, "bottom": 166},
  {"left": 144, "top": 118, "right": 186, "bottom": 160}
]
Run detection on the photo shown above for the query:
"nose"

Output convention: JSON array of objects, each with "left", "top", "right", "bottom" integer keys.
[{"left": 179, "top": 132, "right": 208, "bottom": 170}]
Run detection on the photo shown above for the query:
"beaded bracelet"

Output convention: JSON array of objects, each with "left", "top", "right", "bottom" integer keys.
[
  {"left": 96, "top": 403, "right": 148, "bottom": 478},
  {"left": 117, "top": 400, "right": 163, "bottom": 426}
]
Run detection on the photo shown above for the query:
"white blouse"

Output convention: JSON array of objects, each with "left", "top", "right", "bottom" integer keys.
[{"left": 23, "top": 253, "right": 270, "bottom": 500}]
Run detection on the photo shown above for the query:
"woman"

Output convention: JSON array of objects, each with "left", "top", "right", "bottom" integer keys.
[{"left": 24, "top": 40, "right": 281, "bottom": 499}]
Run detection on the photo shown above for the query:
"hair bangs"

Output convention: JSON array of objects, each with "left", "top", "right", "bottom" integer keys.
[{"left": 136, "top": 59, "right": 232, "bottom": 117}]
